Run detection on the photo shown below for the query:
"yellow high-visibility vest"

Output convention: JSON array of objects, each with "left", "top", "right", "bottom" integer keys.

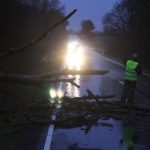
[{"left": 125, "top": 60, "right": 138, "bottom": 81}]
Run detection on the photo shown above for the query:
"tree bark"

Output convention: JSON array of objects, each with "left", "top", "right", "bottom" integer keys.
[
  {"left": 37, "top": 69, "right": 109, "bottom": 79},
  {"left": 0, "top": 73, "right": 76, "bottom": 86},
  {"left": 0, "top": 69, "right": 108, "bottom": 87}
]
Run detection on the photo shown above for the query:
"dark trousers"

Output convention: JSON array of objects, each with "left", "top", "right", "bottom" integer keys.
[{"left": 121, "top": 80, "right": 136, "bottom": 103}]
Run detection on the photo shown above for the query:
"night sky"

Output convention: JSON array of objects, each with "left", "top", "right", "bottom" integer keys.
[{"left": 60, "top": 0, "right": 120, "bottom": 31}]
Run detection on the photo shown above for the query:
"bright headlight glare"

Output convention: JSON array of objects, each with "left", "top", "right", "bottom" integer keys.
[
  {"left": 49, "top": 89, "right": 57, "bottom": 98},
  {"left": 57, "top": 90, "right": 64, "bottom": 98},
  {"left": 68, "top": 42, "right": 75, "bottom": 50},
  {"left": 66, "top": 41, "right": 84, "bottom": 70}
]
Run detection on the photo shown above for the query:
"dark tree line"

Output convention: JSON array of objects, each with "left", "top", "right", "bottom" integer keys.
[
  {"left": 102, "top": 0, "right": 150, "bottom": 68},
  {"left": 80, "top": 20, "right": 95, "bottom": 33},
  {"left": 78, "top": 20, "right": 95, "bottom": 47},
  {"left": 0, "top": 0, "right": 67, "bottom": 74},
  {"left": 18, "top": 0, "right": 64, "bottom": 11},
  {"left": 0, "top": 1, "right": 74, "bottom": 139}
]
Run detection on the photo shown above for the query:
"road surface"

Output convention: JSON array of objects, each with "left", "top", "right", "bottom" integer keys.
[{"left": 41, "top": 47, "right": 150, "bottom": 150}]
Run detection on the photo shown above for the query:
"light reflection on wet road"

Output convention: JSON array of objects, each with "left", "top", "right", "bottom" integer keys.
[
  {"left": 64, "top": 48, "right": 124, "bottom": 100},
  {"left": 50, "top": 48, "right": 150, "bottom": 150}
]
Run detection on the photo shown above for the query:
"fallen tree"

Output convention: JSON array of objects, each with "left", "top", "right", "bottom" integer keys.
[
  {"left": 0, "top": 8, "right": 149, "bottom": 135},
  {"left": 52, "top": 93, "right": 150, "bottom": 128},
  {"left": 0, "top": 8, "right": 112, "bottom": 133},
  {"left": 0, "top": 69, "right": 108, "bottom": 87},
  {"left": 37, "top": 69, "right": 109, "bottom": 78},
  {"left": 0, "top": 72, "right": 78, "bottom": 87},
  {"left": 1, "top": 89, "right": 150, "bottom": 133}
]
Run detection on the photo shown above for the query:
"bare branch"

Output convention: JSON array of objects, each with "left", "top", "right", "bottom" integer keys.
[
  {"left": 37, "top": 69, "right": 109, "bottom": 79},
  {"left": 0, "top": 69, "right": 108, "bottom": 87},
  {"left": 0, "top": 9, "right": 77, "bottom": 59},
  {"left": 0, "top": 73, "right": 78, "bottom": 87},
  {"left": 63, "top": 95, "right": 115, "bottom": 101}
]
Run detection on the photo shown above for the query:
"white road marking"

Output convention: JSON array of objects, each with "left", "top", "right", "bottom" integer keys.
[
  {"left": 118, "top": 80, "right": 124, "bottom": 85},
  {"left": 43, "top": 115, "right": 56, "bottom": 150},
  {"left": 100, "top": 54, "right": 124, "bottom": 67},
  {"left": 143, "top": 72, "right": 150, "bottom": 78},
  {"left": 44, "top": 78, "right": 63, "bottom": 150}
]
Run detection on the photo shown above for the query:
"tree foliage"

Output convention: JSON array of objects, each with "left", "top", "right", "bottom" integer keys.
[
  {"left": 78, "top": 20, "right": 95, "bottom": 47},
  {"left": 80, "top": 20, "right": 95, "bottom": 33},
  {"left": 102, "top": 0, "right": 150, "bottom": 67},
  {"left": 16, "top": 0, "right": 64, "bottom": 11},
  {"left": 0, "top": 0, "right": 67, "bottom": 73},
  {"left": 103, "top": 2, "right": 130, "bottom": 33},
  {"left": 103, "top": 0, "right": 150, "bottom": 35}
]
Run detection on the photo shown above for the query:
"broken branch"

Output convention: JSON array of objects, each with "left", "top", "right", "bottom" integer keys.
[
  {"left": 37, "top": 69, "right": 109, "bottom": 79},
  {"left": 0, "top": 9, "right": 77, "bottom": 59},
  {"left": 0, "top": 73, "right": 78, "bottom": 86}
]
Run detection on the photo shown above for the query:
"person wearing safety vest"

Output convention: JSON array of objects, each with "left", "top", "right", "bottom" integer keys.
[{"left": 121, "top": 53, "right": 142, "bottom": 103}]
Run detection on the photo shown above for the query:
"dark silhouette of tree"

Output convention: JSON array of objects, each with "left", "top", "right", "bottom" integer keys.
[
  {"left": 81, "top": 20, "right": 95, "bottom": 34},
  {"left": 17, "top": 0, "right": 64, "bottom": 12},
  {"left": 79, "top": 20, "right": 95, "bottom": 47},
  {"left": 0, "top": 0, "right": 67, "bottom": 74},
  {"left": 103, "top": 2, "right": 130, "bottom": 34},
  {"left": 102, "top": 0, "right": 150, "bottom": 68}
]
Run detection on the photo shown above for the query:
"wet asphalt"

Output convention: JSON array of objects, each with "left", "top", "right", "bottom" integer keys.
[
  {"left": 16, "top": 48, "right": 150, "bottom": 150},
  {"left": 49, "top": 49, "right": 150, "bottom": 150}
]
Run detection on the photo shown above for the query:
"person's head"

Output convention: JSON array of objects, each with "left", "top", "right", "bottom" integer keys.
[{"left": 131, "top": 53, "right": 138, "bottom": 61}]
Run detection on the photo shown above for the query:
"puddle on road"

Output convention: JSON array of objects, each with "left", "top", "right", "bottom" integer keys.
[
  {"left": 62, "top": 75, "right": 122, "bottom": 100},
  {"left": 99, "top": 76, "right": 123, "bottom": 101},
  {"left": 78, "top": 75, "right": 122, "bottom": 101},
  {"left": 51, "top": 117, "right": 150, "bottom": 150}
]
